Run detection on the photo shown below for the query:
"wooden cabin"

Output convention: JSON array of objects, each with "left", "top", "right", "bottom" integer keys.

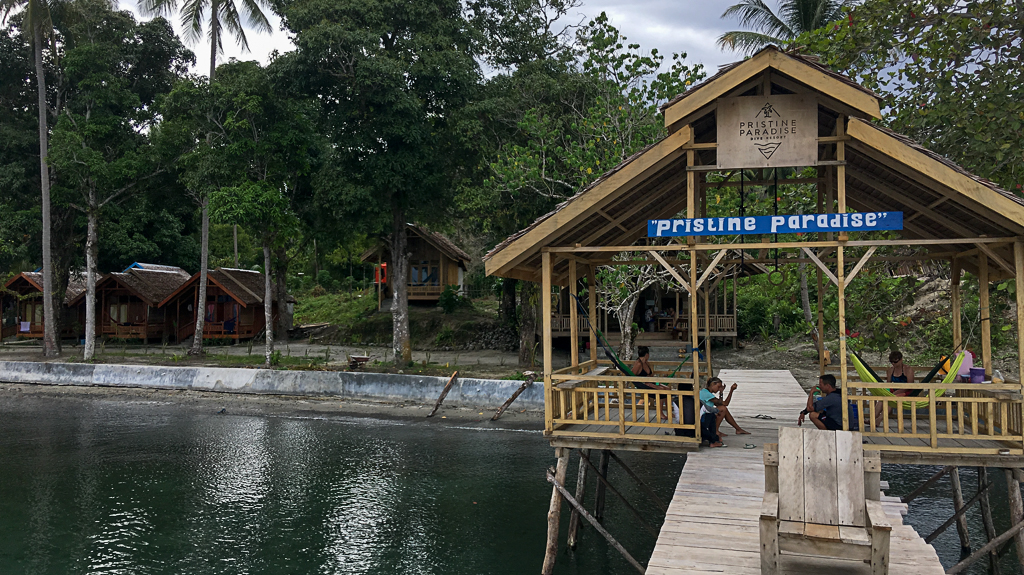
[
  {"left": 1, "top": 271, "right": 86, "bottom": 339},
  {"left": 66, "top": 263, "right": 191, "bottom": 342},
  {"left": 361, "top": 224, "right": 471, "bottom": 303},
  {"left": 159, "top": 267, "right": 286, "bottom": 342}
]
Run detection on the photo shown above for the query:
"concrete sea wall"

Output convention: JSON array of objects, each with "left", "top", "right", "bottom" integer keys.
[{"left": 0, "top": 361, "right": 544, "bottom": 410}]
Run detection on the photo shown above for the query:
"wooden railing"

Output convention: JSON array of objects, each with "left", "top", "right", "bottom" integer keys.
[
  {"left": 551, "top": 315, "right": 590, "bottom": 333},
  {"left": 1, "top": 324, "right": 17, "bottom": 339},
  {"left": 407, "top": 285, "right": 444, "bottom": 297},
  {"left": 845, "top": 382, "right": 1024, "bottom": 455},
  {"left": 676, "top": 314, "right": 737, "bottom": 334},
  {"left": 546, "top": 360, "right": 701, "bottom": 445},
  {"left": 543, "top": 314, "right": 737, "bottom": 335},
  {"left": 102, "top": 324, "right": 148, "bottom": 339}
]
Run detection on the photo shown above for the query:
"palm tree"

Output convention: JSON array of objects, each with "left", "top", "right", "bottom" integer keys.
[
  {"left": 2, "top": 0, "right": 60, "bottom": 356},
  {"left": 140, "top": 0, "right": 272, "bottom": 355},
  {"left": 717, "top": 0, "right": 856, "bottom": 54}
]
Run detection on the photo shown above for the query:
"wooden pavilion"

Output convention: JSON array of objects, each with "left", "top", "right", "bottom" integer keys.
[
  {"left": 159, "top": 267, "right": 286, "bottom": 342},
  {"left": 66, "top": 263, "right": 191, "bottom": 342},
  {"left": 361, "top": 224, "right": 471, "bottom": 305},
  {"left": 485, "top": 46, "right": 1024, "bottom": 573},
  {"left": 2, "top": 271, "right": 86, "bottom": 339}
]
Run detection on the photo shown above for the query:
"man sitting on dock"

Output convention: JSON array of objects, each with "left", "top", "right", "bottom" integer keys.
[
  {"left": 798, "top": 374, "right": 858, "bottom": 431},
  {"left": 700, "top": 377, "right": 750, "bottom": 442}
]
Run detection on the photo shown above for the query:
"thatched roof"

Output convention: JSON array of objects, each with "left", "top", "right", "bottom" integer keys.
[
  {"left": 3, "top": 271, "right": 86, "bottom": 305},
  {"left": 67, "top": 266, "right": 191, "bottom": 306},
  {"left": 361, "top": 223, "right": 472, "bottom": 267},
  {"left": 158, "top": 267, "right": 293, "bottom": 308}
]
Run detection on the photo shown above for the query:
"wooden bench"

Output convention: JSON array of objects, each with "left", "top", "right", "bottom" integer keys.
[
  {"left": 761, "top": 427, "right": 890, "bottom": 575},
  {"left": 554, "top": 366, "right": 610, "bottom": 390}
]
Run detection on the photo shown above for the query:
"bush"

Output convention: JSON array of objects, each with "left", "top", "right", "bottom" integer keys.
[
  {"left": 316, "top": 270, "right": 333, "bottom": 288},
  {"left": 438, "top": 285, "right": 467, "bottom": 314}
]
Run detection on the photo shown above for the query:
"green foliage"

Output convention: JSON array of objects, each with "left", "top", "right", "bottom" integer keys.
[
  {"left": 796, "top": 0, "right": 1023, "bottom": 193},
  {"left": 438, "top": 285, "right": 468, "bottom": 314},
  {"left": 718, "top": 0, "right": 856, "bottom": 54},
  {"left": 315, "top": 270, "right": 332, "bottom": 288},
  {"left": 293, "top": 291, "right": 377, "bottom": 327}
]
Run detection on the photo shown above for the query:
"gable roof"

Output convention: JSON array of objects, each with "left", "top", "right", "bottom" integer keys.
[
  {"left": 661, "top": 45, "right": 881, "bottom": 129},
  {"left": 485, "top": 48, "right": 1024, "bottom": 283},
  {"left": 68, "top": 266, "right": 192, "bottom": 307},
  {"left": 3, "top": 271, "right": 87, "bottom": 305},
  {"left": 361, "top": 224, "right": 472, "bottom": 267},
  {"left": 157, "top": 267, "right": 291, "bottom": 308}
]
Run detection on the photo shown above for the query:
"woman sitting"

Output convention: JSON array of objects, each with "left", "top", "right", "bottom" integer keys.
[
  {"left": 632, "top": 346, "right": 673, "bottom": 422},
  {"left": 886, "top": 350, "right": 915, "bottom": 395}
]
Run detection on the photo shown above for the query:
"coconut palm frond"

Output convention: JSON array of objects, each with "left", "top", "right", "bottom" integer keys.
[
  {"left": 220, "top": 0, "right": 249, "bottom": 51},
  {"left": 178, "top": 0, "right": 207, "bottom": 46},
  {"left": 239, "top": 0, "right": 272, "bottom": 36},
  {"left": 721, "top": 0, "right": 795, "bottom": 43},
  {"left": 781, "top": 0, "right": 851, "bottom": 36},
  {"left": 716, "top": 30, "right": 783, "bottom": 55}
]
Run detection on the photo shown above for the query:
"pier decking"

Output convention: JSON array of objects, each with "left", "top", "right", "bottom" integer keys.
[{"left": 647, "top": 369, "right": 945, "bottom": 575}]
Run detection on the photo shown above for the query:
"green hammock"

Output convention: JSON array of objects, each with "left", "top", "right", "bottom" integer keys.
[{"left": 850, "top": 351, "right": 965, "bottom": 410}]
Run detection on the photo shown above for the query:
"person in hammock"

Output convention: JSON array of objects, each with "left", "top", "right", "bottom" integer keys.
[
  {"left": 632, "top": 346, "right": 673, "bottom": 422},
  {"left": 886, "top": 350, "right": 915, "bottom": 395}
]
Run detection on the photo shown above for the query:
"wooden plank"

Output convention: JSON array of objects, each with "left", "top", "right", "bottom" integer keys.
[
  {"left": 803, "top": 429, "right": 840, "bottom": 525},
  {"left": 802, "top": 247, "right": 839, "bottom": 286},
  {"left": 836, "top": 431, "right": 867, "bottom": 526},
  {"left": 778, "top": 427, "right": 805, "bottom": 522}
]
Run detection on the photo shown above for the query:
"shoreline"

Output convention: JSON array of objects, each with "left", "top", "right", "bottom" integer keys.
[{"left": 0, "top": 382, "right": 546, "bottom": 429}]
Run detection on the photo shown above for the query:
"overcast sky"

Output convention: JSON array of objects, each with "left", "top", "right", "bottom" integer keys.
[{"left": 118, "top": 0, "right": 746, "bottom": 78}]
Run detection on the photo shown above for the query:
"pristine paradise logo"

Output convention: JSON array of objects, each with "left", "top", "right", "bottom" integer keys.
[
  {"left": 647, "top": 212, "right": 904, "bottom": 237},
  {"left": 737, "top": 102, "right": 796, "bottom": 160}
]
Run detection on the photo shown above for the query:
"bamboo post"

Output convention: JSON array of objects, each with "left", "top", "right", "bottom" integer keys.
[
  {"left": 980, "top": 253, "right": 992, "bottom": 376},
  {"left": 545, "top": 467, "right": 646, "bottom": 574},
  {"left": 492, "top": 371, "right": 536, "bottom": 420},
  {"left": 609, "top": 451, "right": 668, "bottom": 512},
  {"left": 1004, "top": 468, "right": 1024, "bottom": 572},
  {"left": 594, "top": 449, "right": 610, "bottom": 523},
  {"left": 569, "top": 259, "right": 578, "bottom": 368},
  {"left": 542, "top": 252, "right": 553, "bottom": 434},
  {"left": 588, "top": 265, "right": 598, "bottom": 364},
  {"left": 947, "top": 517, "right": 1024, "bottom": 575},
  {"left": 950, "top": 467, "right": 972, "bottom": 557},
  {"left": 1016, "top": 242, "right": 1024, "bottom": 452},
  {"left": 732, "top": 276, "right": 738, "bottom": 350},
  {"left": 689, "top": 251, "right": 699, "bottom": 388},
  {"left": 426, "top": 371, "right": 459, "bottom": 417},
  {"left": 836, "top": 115, "right": 847, "bottom": 242},
  {"left": 951, "top": 257, "right": 962, "bottom": 352},
  {"left": 838, "top": 245, "right": 848, "bottom": 430},
  {"left": 978, "top": 467, "right": 1001, "bottom": 575},
  {"left": 566, "top": 448, "right": 589, "bottom": 549},
  {"left": 541, "top": 447, "right": 570, "bottom": 575},
  {"left": 817, "top": 268, "right": 825, "bottom": 374},
  {"left": 704, "top": 279, "right": 712, "bottom": 378}
]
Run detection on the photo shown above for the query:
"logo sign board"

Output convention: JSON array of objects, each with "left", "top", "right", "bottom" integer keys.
[
  {"left": 717, "top": 94, "right": 818, "bottom": 169},
  {"left": 647, "top": 212, "right": 903, "bottom": 237}
]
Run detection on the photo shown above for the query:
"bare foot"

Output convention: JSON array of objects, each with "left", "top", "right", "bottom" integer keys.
[
  {"left": 734, "top": 428, "right": 751, "bottom": 435},
  {"left": 718, "top": 431, "right": 728, "bottom": 436},
  {"left": 709, "top": 442, "right": 724, "bottom": 448}
]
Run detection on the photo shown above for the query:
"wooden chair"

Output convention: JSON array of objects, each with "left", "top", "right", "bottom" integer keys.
[{"left": 760, "top": 427, "right": 890, "bottom": 575}]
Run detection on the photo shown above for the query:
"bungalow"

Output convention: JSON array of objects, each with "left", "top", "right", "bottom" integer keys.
[
  {"left": 159, "top": 267, "right": 289, "bottom": 342},
  {"left": 66, "top": 263, "right": 191, "bottom": 342},
  {"left": 2, "top": 271, "right": 86, "bottom": 339},
  {"left": 361, "top": 224, "right": 471, "bottom": 303}
]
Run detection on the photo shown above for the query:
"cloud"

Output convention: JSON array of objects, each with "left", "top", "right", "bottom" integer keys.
[{"left": 118, "top": 0, "right": 745, "bottom": 76}]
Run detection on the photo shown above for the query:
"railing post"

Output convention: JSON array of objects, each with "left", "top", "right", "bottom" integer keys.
[
  {"left": 618, "top": 381, "right": 626, "bottom": 436},
  {"left": 929, "top": 388, "right": 938, "bottom": 449}
]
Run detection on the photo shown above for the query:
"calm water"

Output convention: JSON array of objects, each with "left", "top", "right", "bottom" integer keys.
[{"left": 0, "top": 394, "right": 684, "bottom": 575}]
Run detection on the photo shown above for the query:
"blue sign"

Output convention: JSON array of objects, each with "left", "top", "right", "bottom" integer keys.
[{"left": 647, "top": 212, "right": 903, "bottom": 237}]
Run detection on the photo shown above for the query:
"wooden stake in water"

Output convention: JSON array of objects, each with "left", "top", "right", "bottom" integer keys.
[{"left": 426, "top": 371, "right": 458, "bottom": 418}]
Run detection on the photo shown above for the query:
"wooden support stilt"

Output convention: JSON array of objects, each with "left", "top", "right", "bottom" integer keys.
[
  {"left": 704, "top": 278, "right": 712, "bottom": 377},
  {"left": 947, "top": 517, "right": 1024, "bottom": 575},
  {"left": 491, "top": 371, "right": 536, "bottom": 420},
  {"left": 546, "top": 467, "right": 646, "bottom": 574},
  {"left": 978, "top": 467, "right": 1001, "bottom": 575},
  {"left": 838, "top": 244, "right": 848, "bottom": 431},
  {"left": 541, "top": 447, "right": 570, "bottom": 575},
  {"left": 426, "top": 371, "right": 458, "bottom": 417},
  {"left": 1004, "top": 468, "right": 1024, "bottom": 573},
  {"left": 950, "top": 467, "right": 973, "bottom": 558},
  {"left": 578, "top": 450, "right": 659, "bottom": 537},
  {"left": 567, "top": 448, "right": 589, "bottom": 549},
  {"left": 924, "top": 475, "right": 988, "bottom": 545},
  {"left": 608, "top": 451, "right": 668, "bottom": 512},
  {"left": 901, "top": 465, "right": 954, "bottom": 504},
  {"left": 951, "top": 258, "right": 962, "bottom": 352},
  {"left": 980, "top": 254, "right": 992, "bottom": 376},
  {"left": 594, "top": 449, "right": 610, "bottom": 524}
]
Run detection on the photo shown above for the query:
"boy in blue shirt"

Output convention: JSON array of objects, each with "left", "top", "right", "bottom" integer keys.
[
  {"left": 699, "top": 377, "right": 749, "bottom": 446},
  {"left": 798, "top": 374, "right": 858, "bottom": 431}
]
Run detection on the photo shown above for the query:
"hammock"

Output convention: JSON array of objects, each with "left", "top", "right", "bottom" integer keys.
[{"left": 851, "top": 350, "right": 965, "bottom": 410}]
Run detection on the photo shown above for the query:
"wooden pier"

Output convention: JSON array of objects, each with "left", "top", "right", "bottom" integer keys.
[{"left": 646, "top": 369, "right": 945, "bottom": 575}]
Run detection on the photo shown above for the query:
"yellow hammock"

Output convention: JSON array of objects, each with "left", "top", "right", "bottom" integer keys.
[{"left": 850, "top": 352, "right": 966, "bottom": 410}]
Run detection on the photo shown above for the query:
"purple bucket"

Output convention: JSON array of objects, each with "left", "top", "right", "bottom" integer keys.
[{"left": 969, "top": 367, "right": 987, "bottom": 383}]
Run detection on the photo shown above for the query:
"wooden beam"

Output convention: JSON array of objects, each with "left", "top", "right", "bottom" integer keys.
[
  {"left": 847, "top": 118, "right": 1024, "bottom": 231},
  {"left": 975, "top": 242, "right": 1015, "bottom": 277},
  {"left": 847, "top": 167, "right": 975, "bottom": 237},
  {"left": 542, "top": 252, "right": 553, "bottom": 434},
  {"left": 837, "top": 116, "right": 848, "bottom": 242},
  {"left": 546, "top": 237, "right": 1016, "bottom": 253},
  {"left": 596, "top": 208, "right": 630, "bottom": 233},
  {"left": 695, "top": 249, "right": 728, "bottom": 290},
  {"left": 951, "top": 258, "right": 962, "bottom": 351},
  {"left": 569, "top": 259, "right": 578, "bottom": 367},
  {"left": 979, "top": 254, "right": 991, "bottom": 376},
  {"left": 486, "top": 125, "right": 692, "bottom": 277},
  {"left": 689, "top": 248, "right": 699, "bottom": 393},
  {"left": 578, "top": 174, "right": 687, "bottom": 247},
  {"left": 1017, "top": 242, "right": 1024, "bottom": 395},
  {"left": 588, "top": 264, "right": 598, "bottom": 364},
  {"left": 844, "top": 246, "right": 877, "bottom": 285},
  {"left": 649, "top": 250, "right": 690, "bottom": 291},
  {"left": 802, "top": 247, "right": 839, "bottom": 286},
  {"left": 838, "top": 244, "right": 848, "bottom": 430}
]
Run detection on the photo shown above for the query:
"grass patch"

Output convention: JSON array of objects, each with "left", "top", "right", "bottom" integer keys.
[{"left": 294, "top": 290, "right": 377, "bottom": 326}]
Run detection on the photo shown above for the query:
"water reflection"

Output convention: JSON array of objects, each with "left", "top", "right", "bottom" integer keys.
[{"left": 0, "top": 394, "right": 681, "bottom": 575}]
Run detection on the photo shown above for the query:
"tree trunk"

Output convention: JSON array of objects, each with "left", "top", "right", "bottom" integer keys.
[
  {"left": 391, "top": 206, "right": 411, "bottom": 363},
  {"left": 263, "top": 243, "right": 274, "bottom": 367},
  {"left": 500, "top": 278, "right": 518, "bottom": 328},
  {"left": 35, "top": 24, "right": 57, "bottom": 357},
  {"left": 274, "top": 245, "right": 291, "bottom": 336},
  {"left": 189, "top": 199, "right": 210, "bottom": 355},
  {"left": 233, "top": 224, "right": 238, "bottom": 267},
  {"left": 617, "top": 295, "right": 640, "bottom": 361},
  {"left": 83, "top": 200, "right": 99, "bottom": 361},
  {"left": 208, "top": 7, "right": 219, "bottom": 80},
  {"left": 799, "top": 263, "right": 813, "bottom": 324},
  {"left": 519, "top": 281, "right": 537, "bottom": 367}
]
